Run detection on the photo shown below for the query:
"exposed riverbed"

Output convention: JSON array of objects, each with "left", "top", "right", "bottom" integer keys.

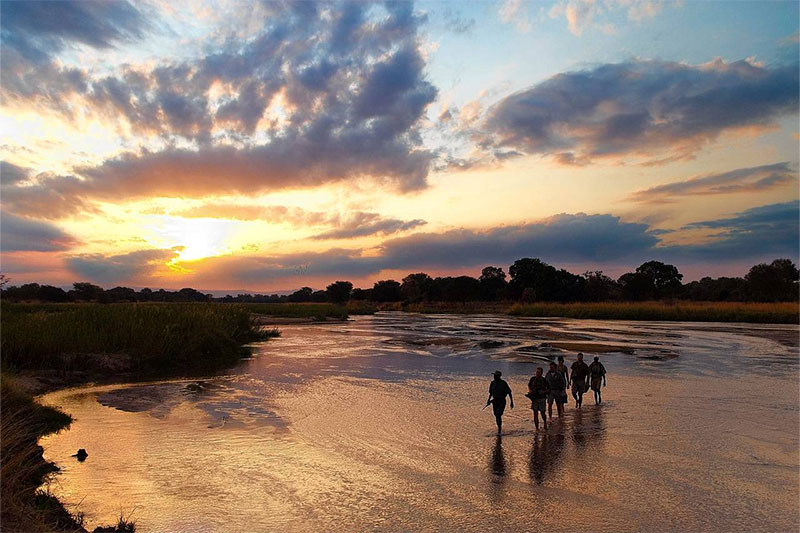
[{"left": 40, "top": 313, "right": 799, "bottom": 532}]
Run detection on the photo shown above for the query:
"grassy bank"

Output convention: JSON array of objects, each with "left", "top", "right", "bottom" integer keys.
[
  {"left": 241, "top": 302, "right": 349, "bottom": 320},
  {"left": 1, "top": 302, "right": 278, "bottom": 531},
  {"left": 2, "top": 303, "right": 278, "bottom": 375},
  {"left": 509, "top": 301, "right": 799, "bottom": 324}
]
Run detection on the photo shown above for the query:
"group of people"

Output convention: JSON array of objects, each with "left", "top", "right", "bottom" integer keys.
[{"left": 486, "top": 353, "right": 607, "bottom": 433}]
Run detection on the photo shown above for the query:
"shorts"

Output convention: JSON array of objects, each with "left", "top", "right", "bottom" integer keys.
[
  {"left": 531, "top": 397, "right": 546, "bottom": 413},
  {"left": 572, "top": 381, "right": 588, "bottom": 395},
  {"left": 591, "top": 377, "right": 603, "bottom": 391},
  {"left": 548, "top": 391, "right": 566, "bottom": 404},
  {"left": 492, "top": 399, "right": 506, "bottom": 417}
]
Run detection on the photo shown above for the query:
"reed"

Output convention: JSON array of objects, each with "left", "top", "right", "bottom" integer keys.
[
  {"left": 508, "top": 301, "right": 799, "bottom": 323},
  {"left": 1, "top": 302, "right": 278, "bottom": 375}
]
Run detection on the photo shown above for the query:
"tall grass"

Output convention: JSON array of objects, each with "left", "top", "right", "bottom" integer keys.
[
  {"left": 509, "top": 301, "right": 799, "bottom": 324},
  {"left": 1, "top": 303, "right": 277, "bottom": 375},
  {"left": 241, "top": 302, "right": 348, "bottom": 320}
]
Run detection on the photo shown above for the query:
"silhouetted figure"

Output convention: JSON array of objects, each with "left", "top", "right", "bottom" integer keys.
[
  {"left": 545, "top": 361, "right": 567, "bottom": 418},
  {"left": 487, "top": 370, "right": 513, "bottom": 434},
  {"left": 526, "top": 367, "right": 549, "bottom": 430},
  {"left": 570, "top": 352, "right": 590, "bottom": 408},
  {"left": 556, "top": 355, "right": 569, "bottom": 398},
  {"left": 589, "top": 356, "right": 607, "bottom": 404},
  {"left": 72, "top": 448, "right": 88, "bottom": 462}
]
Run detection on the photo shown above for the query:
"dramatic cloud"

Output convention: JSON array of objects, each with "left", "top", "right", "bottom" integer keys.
[
  {"left": 377, "top": 213, "right": 658, "bottom": 268},
  {"left": 66, "top": 248, "right": 179, "bottom": 284},
  {"left": 480, "top": 59, "right": 799, "bottom": 165},
  {"left": 0, "top": 161, "right": 31, "bottom": 185},
  {"left": 630, "top": 162, "right": 797, "bottom": 202},
  {"left": 0, "top": 0, "right": 148, "bottom": 64},
  {"left": 1, "top": 2, "right": 437, "bottom": 218},
  {"left": 1, "top": 212, "right": 79, "bottom": 252},
  {"left": 671, "top": 202, "right": 799, "bottom": 260}
]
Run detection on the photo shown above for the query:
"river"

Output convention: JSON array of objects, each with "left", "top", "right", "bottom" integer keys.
[{"left": 39, "top": 313, "right": 799, "bottom": 532}]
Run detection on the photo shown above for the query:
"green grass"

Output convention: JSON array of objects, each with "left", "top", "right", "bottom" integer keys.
[
  {"left": 1, "top": 302, "right": 278, "bottom": 375},
  {"left": 241, "top": 302, "right": 348, "bottom": 320},
  {"left": 509, "top": 301, "right": 799, "bottom": 323}
]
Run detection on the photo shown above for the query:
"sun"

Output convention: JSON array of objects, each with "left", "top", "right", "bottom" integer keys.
[{"left": 147, "top": 216, "right": 236, "bottom": 262}]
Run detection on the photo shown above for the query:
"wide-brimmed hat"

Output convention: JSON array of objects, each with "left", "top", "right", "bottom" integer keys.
[{"left": 492, "top": 370, "right": 502, "bottom": 376}]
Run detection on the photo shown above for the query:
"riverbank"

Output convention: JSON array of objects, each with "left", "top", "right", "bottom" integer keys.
[
  {"left": 0, "top": 303, "right": 278, "bottom": 532},
  {"left": 360, "top": 300, "right": 799, "bottom": 323}
]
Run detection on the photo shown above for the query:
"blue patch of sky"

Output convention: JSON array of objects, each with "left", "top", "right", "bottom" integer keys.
[{"left": 421, "top": 1, "right": 799, "bottom": 109}]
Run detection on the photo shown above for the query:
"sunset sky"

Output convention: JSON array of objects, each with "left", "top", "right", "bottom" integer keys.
[{"left": 1, "top": 0, "right": 798, "bottom": 293}]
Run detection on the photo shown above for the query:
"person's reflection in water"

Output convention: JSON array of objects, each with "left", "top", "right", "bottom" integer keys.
[
  {"left": 528, "top": 431, "right": 566, "bottom": 485},
  {"left": 487, "top": 435, "right": 507, "bottom": 503},
  {"left": 571, "top": 405, "right": 606, "bottom": 455}
]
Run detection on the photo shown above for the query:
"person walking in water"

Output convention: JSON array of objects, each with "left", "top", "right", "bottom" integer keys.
[
  {"left": 556, "top": 355, "right": 569, "bottom": 403},
  {"left": 545, "top": 361, "right": 567, "bottom": 418},
  {"left": 570, "top": 353, "right": 590, "bottom": 408},
  {"left": 589, "top": 356, "right": 607, "bottom": 404},
  {"left": 527, "top": 367, "right": 550, "bottom": 430},
  {"left": 487, "top": 371, "right": 513, "bottom": 434}
]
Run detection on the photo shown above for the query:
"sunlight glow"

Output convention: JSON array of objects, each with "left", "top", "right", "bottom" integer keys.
[{"left": 147, "top": 217, "right": 238, "bottom": 262}]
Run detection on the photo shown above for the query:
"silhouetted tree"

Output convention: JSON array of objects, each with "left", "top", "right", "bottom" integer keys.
[
  {"left": 437, "top": 276, "right": 481, "bottom": 301},
  {"left": 617, "top": 272, "right": 653, "bottom": 301},
  {"left": 72, "top": 282, "right": 104, "bottom": 301},
  {"left": 636, "top": 261, "right": 683, "bottom": 298},
  {"left": 288, "top": 287, "right": 313, "bottom": 302},
  {"left": 326, "top": 281, "right": 352, "bottom": 304},
  {"left": 682, "top": 276, "right": 748, "bottom": 301},
  {"left": 351, "top": 288, "right": 371, "bottom": 300},
  {"left": 371, "top": 280, "right": 402, "bottom": 302},
  {"left": 479, "top": 266, "right": 507, "bottom": 300},
  {"left": 401, "top": 273, "right": 434, "bottom": 302},
  {"left": 746, "top": 258, "right": 799, "bottom": 301},
  {"left": 38, "top": 285, "right": 69, "bottom": 302},
  {"left": 107, "top": 286, "right": 137, "bottom": 302},
  {"left": 582, "top": 271, "right": 619, "bottom": 301}
]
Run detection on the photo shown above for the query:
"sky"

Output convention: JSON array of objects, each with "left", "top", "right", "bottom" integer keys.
[{"left": 1, "top": 0, "right": 798, "bottom": 293}]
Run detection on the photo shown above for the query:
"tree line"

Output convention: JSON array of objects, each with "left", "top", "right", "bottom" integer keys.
[{"left": 1, "top": 258, "right": 797, "bottom": 304}]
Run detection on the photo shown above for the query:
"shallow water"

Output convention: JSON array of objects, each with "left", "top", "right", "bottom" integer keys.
[{"left": 40, "top": 313, "right": 799, "bottom": 532}]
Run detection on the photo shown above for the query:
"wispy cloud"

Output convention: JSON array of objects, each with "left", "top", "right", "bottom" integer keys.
[{"left": 629, "top": 162, "right": 797, "bottom": 203}]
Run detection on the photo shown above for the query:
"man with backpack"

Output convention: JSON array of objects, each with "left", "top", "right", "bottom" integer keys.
[
  {"left": 589, "top": 356, "right": 607, "bottom": 404},
  {"left": 570, "top": 352, "right": 590, "bottom": 408}
]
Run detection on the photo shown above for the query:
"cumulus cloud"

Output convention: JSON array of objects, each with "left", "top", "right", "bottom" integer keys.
[
  {"left": 630, "top": 162, "right": 797, "bottom": 202},
  {"left": 548, "top": 1, "right": 669, "bottom": 36},
  {"left": 66, "top": 248, "right": 179, "bottom": 284},
  {"left": 1, "top": 211, "right": 80, "bottom": 252},
  {"left": 480, "top": 59, "right": 799, "bottom": 165},
  {"left": 1, "top": 2, "right": 438, "bottom": 218}
]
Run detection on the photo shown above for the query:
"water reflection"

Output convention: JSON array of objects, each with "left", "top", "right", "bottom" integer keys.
[
  {"left": 528, "top": 431, "right": 567, "bottom": 485},
  {"left": 572, "top": 406, "right": 606, "bottom": 452},
  {"left": 488, "top": 435, "right": 507, "bottom": 503}
]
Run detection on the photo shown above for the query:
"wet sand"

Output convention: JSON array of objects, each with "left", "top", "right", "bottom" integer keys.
[{"left": 40, "top": 314, "right": 799, "bottom": 532}]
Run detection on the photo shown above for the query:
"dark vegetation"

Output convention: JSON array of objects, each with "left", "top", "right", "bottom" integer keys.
[{"left": 4, "top": 258, "right": 797, "bottom": 307}]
